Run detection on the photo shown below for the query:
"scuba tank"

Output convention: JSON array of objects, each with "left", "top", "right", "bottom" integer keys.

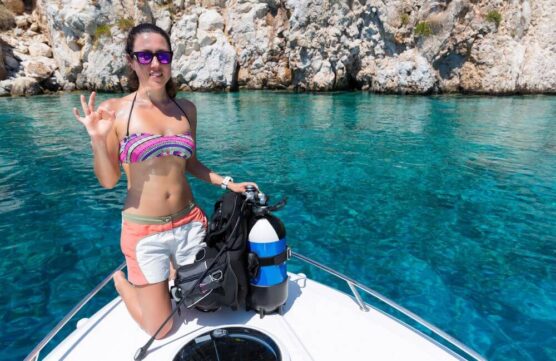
[{"left": 244, "top": 186, "right": 290, "bottom": 317}]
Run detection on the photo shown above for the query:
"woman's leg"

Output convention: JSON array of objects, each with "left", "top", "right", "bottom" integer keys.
[
  {"left": 113, "top": 271, "right": 142, "bottom": 324},
  {"left": 116, "top": 204, "right": 204, "bottom": 338},
  {"left": 114, "top": 272, "right": 173, "bottom": 339}
]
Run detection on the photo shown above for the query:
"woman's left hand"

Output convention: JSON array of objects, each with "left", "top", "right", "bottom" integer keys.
[{"left": 227, "top": 182, "right": 259, "bottom": 193}]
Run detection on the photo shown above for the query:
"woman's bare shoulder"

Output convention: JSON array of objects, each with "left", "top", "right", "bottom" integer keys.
[
  {"left": 176, "top": 97, "right": 197, "bottom": 123},
  {"left": 176, "top": 97, "right": 196, "bottom": 110},
  {"left": 99, "top": 93, "right": 135, "bottom": 112}
]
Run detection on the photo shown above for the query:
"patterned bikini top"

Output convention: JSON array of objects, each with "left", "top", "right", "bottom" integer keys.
[{"left": 119, "top": 93, "right": 195, "bottom": 164}]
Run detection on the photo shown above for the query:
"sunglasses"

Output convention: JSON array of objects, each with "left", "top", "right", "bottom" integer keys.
[{"left": 131, "top": 50, "right": 173, "bottom": 65}]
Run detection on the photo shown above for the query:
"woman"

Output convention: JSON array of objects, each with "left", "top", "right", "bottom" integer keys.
[{"left": 72, "top": 23, "right": 256, "bottom": 339}]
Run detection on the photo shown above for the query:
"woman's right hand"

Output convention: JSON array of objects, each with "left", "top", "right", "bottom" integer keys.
[{"left": 72, "top": 92, "right": 116, "bottom": 140}]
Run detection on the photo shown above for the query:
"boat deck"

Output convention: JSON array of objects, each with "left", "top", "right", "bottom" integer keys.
[{"left": 45, "top": 273, "right": 461, "bottom": 360}]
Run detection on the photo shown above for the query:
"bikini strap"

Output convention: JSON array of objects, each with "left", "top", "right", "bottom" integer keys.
[
  {"left": 126, "top": 92, "right": 138, "bottom": 137},
  {"left": 171, "top": 97, "right": 189, "bottom": 119}
]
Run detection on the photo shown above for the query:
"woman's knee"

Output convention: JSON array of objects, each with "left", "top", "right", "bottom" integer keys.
[
  {"left": 144, "top": 318, "right": 173, "bottom": 339},
  {"left": 135, "top": 280, "right": 173, "bottom": 338}
]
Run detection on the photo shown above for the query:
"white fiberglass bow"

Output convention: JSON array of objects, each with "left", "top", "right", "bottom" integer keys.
[{"left": 25, "top": 252, "right": 485, "bottom": 361}]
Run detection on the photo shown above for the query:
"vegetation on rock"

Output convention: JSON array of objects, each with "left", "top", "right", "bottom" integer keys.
[
  {"left": 400, "top": 13, "right": 410, "bottom": 27},
  {"left": 414, "top": 21, "right": 433, "bottom": 37},
  {"left": 93, "top": 24, "right": 111, "bottom": 46},
  {"left": 486, "top": 10, "right": 502, "bottom": 27},
  {"left": 117, "top": 17, "right": 134, "bottom": 32},
  {"left": 95, "top": 24, "right": 111, "bottom": 38}
]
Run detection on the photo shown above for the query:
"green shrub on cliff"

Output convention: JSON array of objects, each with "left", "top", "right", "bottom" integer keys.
[
  {"left": 400, "top": 13, "right": 410, "bottom": 26},
  {"left": 0, "top": 4, "right": 16, "bottom": 31},
  {"left": 117, "top": 17, "right": 134, "bottom": 31},
  {"left": 93, "top": 24, "right": 112, "bottom": 47},
  {"left": 95, "top": 24, "right": 111, "bottom": 38},
  {"left": 486, "top": 10, "right": 502, "bottom": 27},
  {"left": 414, "top": 21, "right": 433, "bottom": 37}
]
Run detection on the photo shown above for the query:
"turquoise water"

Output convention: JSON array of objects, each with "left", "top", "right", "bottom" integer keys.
[{"left": 1, "top": 92, "right": 555, "bottom": 360}]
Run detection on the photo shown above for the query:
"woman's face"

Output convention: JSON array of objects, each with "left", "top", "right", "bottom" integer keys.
[{"left": 129, "top": 32, "right": 172, "bottom": 91}]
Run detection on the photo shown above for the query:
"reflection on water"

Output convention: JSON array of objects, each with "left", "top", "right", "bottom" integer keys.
[{"left": 0, "top": 92, "right": 555, "bottom": 361}]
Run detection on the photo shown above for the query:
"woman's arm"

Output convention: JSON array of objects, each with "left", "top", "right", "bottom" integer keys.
[
  {"left": 90, "top": 124, "right": 121, "bottom": 189},
  {"left": 183, "top": 100, "right": 257, "bottom": 192},
  {"left": 73, "top": 93, "right": 121, "bottom": 189}
]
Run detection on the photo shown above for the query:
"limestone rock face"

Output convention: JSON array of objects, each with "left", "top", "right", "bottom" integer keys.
[
  {"left": 3, "top": 0, "right": 24, "bottom": 15},
  {"left": 0, "top": 0, "right": 554, "bottom": 94},
  {"left": 369, "top": 49, "right": 436, "bottom": 93},
  {"left": 22, "top": 56, "right": 56, "bottom": 79},
  {"left": 42, "top": 1, "right": 109, "bottom": 86},
  {"left": 155, "top": 9, "right": 172, "bottom": 33},
  {"left": 476, "top": 0, "right": 555, "bottom": 93},
  {"left": 28, "top": 41, "right": 51, "bottom": 57},
  {"left": 11, "top": 76, "right": 40, "bottom": 96},
  {"left": 0, "top": 46, "right": 6, "bottom": 80},
  {"left": 15, "top": 15, "right": 29, "bottom": 28},
  {"left": 171, "top": 9, "right": 237, "bottom": 90},
  {"left": 0, "top": 79, "right": 13, "bottom": 96},
  {"left": 3, "top": 51, "right": 19, "bottom": 71},
  {"left": 0, "top": 4, "right": 16, "bottom": 31},
  {"left": 81, "top": 42, "right": 128, "bottom": 91},
  {"left": 225, "top": 1, "right": 290, "bottom": 88},
  {"left": 285, "top": 0, "right": 358, "bottom": 90},
  {"left": 199, "top": 9, "right": 224, "bottom": 32}
]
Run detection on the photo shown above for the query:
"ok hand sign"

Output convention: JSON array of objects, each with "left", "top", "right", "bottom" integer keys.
[{"left": 72, "top": 92, "right": 116, "bottom": 140}]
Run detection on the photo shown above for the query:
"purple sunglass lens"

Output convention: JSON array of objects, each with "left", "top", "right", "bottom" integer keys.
[
  {"left": 156, "top": 51, "right": 172, "bottom": 64},
  {"left": 135, "top": 51, "right": 154, "bottom": 64}
]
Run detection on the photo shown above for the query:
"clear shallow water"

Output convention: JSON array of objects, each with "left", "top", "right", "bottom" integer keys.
[{"left": 1, "top": 92, "right": 555, "bottom": 360}]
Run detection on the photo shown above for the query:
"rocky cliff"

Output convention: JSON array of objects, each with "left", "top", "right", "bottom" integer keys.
[{"left": 1, "top": 0, "right": 555, "bottom": 96}]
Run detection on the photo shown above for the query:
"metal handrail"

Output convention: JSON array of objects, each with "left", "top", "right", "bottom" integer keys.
[
  {"left": 24, "top": 262, "right": 126, "bottom": 361},
  {"left": 292, "top": 251, "right": 486, "bottom": 361}
]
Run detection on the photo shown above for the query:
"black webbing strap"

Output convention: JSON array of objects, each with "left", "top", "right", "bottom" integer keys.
[{"left": 257, "top": 246, "right": 290, "bottom": 267}]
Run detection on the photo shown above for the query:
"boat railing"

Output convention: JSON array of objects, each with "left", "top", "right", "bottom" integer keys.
[
  {"left": 24, "top": 262, "right": 127, "bottom": 361},
  {"left": 25, "top": 253, "right": 486, "bottom": 361},
  {"left": 291, "top": 251, "right": 486, "bottom": 361}
]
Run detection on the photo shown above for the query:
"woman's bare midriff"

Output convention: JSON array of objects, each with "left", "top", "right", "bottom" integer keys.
[{"left": 122, "top": 156, "right": 194, "bottom": 217}]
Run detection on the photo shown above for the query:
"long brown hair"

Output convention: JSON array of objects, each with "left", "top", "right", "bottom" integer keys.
[{"left": 124, "top": 23, "right": 177, "bottom": 98}]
